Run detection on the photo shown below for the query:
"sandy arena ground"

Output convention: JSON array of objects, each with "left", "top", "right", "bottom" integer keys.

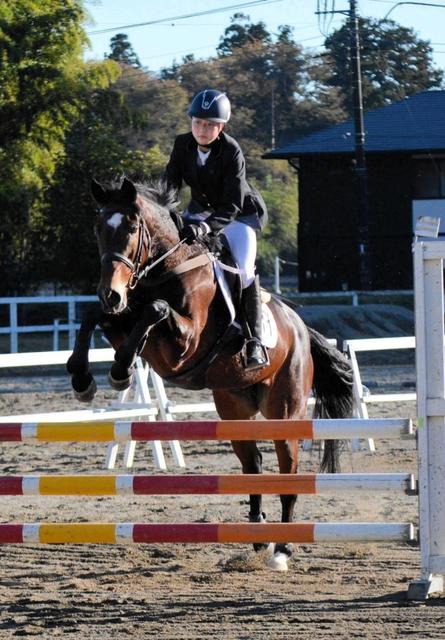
[{"left": 0, "top": 363, "right": 444, "bottom": 639}]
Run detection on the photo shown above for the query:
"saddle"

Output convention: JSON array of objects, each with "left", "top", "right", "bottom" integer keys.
[{"left": 160, "top": 235, "right": 245, "bottom": 389}]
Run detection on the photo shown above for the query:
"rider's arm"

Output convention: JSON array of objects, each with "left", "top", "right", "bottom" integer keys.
[
  {"left": 164, "top": 138, "right": 183, "bottom": 194},
  {"left": 203, "top": 145, "right": 245, "bottom": 234}
]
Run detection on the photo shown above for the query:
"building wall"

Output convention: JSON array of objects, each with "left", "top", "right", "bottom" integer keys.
[{"left": 298, "top": 153, "right": 413, "bottom": 291}]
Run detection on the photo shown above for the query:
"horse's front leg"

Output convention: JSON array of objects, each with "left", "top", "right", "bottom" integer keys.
[
  {"left": 66, "top": 305, "right": 104, "bottom": 402},
  {"left": 109, "top": 299, "right": 170, "bottom": 390}
]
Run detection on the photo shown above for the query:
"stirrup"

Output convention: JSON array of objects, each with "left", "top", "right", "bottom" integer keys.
[{"left": 242, "top": 338, "right": 269, "bottom": 370}]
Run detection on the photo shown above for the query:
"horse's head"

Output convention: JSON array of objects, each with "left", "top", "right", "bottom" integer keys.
[{"left": 92, "top": 177, "right": 151, "bottom": 314}]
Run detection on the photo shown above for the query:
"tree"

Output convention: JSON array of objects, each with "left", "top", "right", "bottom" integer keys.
[
  {"left": 44, "top": 83, "right": 170, "bottom": 292},
  {"left": 113, "top": 65, "right": 189, "bottom": 152},
  {"left": 108, "top": 33, "right": 141, "bottom": 68},
  {"left": 256, "top": 163, "right": 299, "bottom": 274},
  {"left": 0, "top": 0, "right": 118, "bottom": 294},
  {"left": 217, "top": 12, "right": 271, "bottom": 56},
  {"left": 162, "top": 17, "right": 315, "bottom": 149},
  {"left": 324, "top": 17, "right": 444, "bottom": 114}
]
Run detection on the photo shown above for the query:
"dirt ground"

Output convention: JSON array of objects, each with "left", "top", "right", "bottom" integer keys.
[{"left": 0, "top": 363, "right": 444, "bottom": 639}]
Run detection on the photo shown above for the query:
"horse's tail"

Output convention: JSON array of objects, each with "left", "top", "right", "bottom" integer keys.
[{"left": 308, "top": 326, "right": 354, "bottom": 473}]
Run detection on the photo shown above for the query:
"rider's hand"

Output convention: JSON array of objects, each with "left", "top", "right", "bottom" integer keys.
[{"left": 179, "top": 222, "right": 210, "bottom": 244}]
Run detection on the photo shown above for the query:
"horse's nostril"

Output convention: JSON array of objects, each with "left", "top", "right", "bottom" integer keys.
[{"left": 100, "top": 287, "right": 121, "bottom": 310}]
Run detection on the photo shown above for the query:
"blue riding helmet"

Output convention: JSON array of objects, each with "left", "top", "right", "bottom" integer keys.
[{"left": 188, "top": 89, "right": 231, "bottom": 123}]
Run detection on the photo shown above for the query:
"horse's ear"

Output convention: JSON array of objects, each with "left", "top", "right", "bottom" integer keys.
[
  {"left": 91, "top": 179, "right": 108, "bottom": 206},
  {"left": 121, "top": 177, "right": 138, "bottom": 204}
]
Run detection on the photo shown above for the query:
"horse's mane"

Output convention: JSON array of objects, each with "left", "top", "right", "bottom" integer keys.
[
  {"left": 135, "top": 180, "right": 180, "bottom": 218},
  {"left": 134, "top": 180, "right": 181, "bottom": 249},
  {"left": 104, "top": 178, "right": 180, "bottom": 244}
]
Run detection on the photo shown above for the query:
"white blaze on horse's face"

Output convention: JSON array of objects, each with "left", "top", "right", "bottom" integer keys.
[
  {"left": 107, "top": 212, "right": 124, "bottom": 230},
  {"left": 97, "top": 211, "right": 135, "bottom": 314}
]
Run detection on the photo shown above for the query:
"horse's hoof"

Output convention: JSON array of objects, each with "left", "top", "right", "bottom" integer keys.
[
  {"left": 73, "top": 377, "right": 97, "bottom": 403},
  {"left": 66, "top": 355, "right": 75, "bottom": 374},
  {"left": 108, "top": 371, "right": 133, "bottom": 391},
  {"left": 267, "top": 552, "right": 289, "bottom": 571}
]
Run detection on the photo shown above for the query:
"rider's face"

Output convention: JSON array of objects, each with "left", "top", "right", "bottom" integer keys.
[{"left": 191, "top": 117, "right": 224, "bottom": 147}]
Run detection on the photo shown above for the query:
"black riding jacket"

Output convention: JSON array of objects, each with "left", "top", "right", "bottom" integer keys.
[{"left": 164, "top": 131, "right": 267, "bottom": 233}]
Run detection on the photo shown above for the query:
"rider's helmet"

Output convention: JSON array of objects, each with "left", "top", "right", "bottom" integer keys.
[{"left": 188, "top": 89, "right": 231, "bottom": 123}]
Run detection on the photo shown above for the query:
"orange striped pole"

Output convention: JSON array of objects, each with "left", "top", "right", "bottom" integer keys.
[
  {"left": 0, "top": 473, "right": 415, "bottom": 496},
  {"left": 0, "top": 418, "right": 413, "bottom": 442},
  {"left": 0, "top": 522, "right": 415, "bottom": 545}
]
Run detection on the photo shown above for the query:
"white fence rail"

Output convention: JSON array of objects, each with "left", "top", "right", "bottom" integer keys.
[
  {"left": 0, "top": 349, "right": 186, "bottom": 472},
  {"left": 0, "top": 295, "right": 96, "bottom": 352},
  {"left": 1, "top": 293, "right": 414, "bottom": 352}
]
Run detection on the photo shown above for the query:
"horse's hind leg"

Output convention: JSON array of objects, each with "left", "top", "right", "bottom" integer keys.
[
  {"left": 212, "top": 389, "right": 270, "bottom": 553},
  {"left": 259, "top": 342, "right": 312, "bottom": 570},
  {"left": 230, "top": 440, "right": 269, "bottom": 552},
  {"left": 271, "top": 438, "right": 299, "bottom": 570}
]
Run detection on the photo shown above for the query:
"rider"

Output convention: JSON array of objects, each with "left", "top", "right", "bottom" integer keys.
[{"left": 164, "top": 88, "right": 269, "bottom": 370}]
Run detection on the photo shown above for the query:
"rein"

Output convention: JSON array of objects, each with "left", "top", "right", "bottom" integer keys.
[{"left": 101, "top": 217, "right": 211, "bottom": 289}]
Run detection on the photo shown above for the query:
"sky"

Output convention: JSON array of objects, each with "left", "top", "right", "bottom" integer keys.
[{"left": 84, "top": 0, "right": 445, "bottom": 73}]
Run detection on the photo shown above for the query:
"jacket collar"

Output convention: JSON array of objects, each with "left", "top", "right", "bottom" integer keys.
[{"left": 185, "top": 131, "right": 223, "bottom": 158}]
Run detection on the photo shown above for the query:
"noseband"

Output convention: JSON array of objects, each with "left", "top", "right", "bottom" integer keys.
[{"left": 101, "top": 218, "right": 149, "bottom": 290}]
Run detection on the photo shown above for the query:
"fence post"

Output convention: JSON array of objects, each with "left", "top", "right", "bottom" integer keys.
[
  {"left": 10, "top": 302, "right": 18, "bottom": 353},
  {"left": 68, "top": 300, "right": 76, "bottom": 349},
  {"left": 274, "top": 257, "right": 281, "bottom": 294},
  {"left": 53, "top": 320, "right": 60, "bottom": 351}
]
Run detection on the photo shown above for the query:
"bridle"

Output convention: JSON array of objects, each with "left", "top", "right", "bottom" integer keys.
[{"left": 100, "top": 214, "right": 187, "bottom": 290}]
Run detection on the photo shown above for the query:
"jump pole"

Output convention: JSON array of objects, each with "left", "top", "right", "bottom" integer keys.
[
  {"left": 0, "top": 473, "right": 415, "bottom": 496},
  {"left": 0, "top": 418, "right": 413, "bottom": 442},
  {"left": 0, "top": 522, "right": 415, "bottom": 545}
]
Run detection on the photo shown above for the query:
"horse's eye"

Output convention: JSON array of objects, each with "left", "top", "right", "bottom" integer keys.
[{"left": 128, "top": 225, "right": 138, "bottom": 234}]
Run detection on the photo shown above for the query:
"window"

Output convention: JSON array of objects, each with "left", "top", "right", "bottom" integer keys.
[{"left": 414, "top": 159, "right": 445, "bottom": 198}]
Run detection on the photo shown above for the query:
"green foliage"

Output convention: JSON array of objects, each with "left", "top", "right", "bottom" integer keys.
[
  {"left": 256, "top": 163, "right": 298, "bottom": 273},
  {"left": 108, "top": 33, "right": 141, "bottom": 68},
  {"left": 324, "top": 17, "right": 444, "bottom": 114},
  {"left": 112, "top": 65, "right": 189, "bottom": 151},
  {"left": 0, "top": 0, "right": 119, "bottom": 294},
  {"left": 1, "top": 9, "right": 443, "bottom": 293},
  {"left": 217, "top": 12, "right": 271, "bottom": 56},
  {"left": 161, "top": 17, "right": 313, "bottom": 149},
  {"left": 43, "top": 83, "right": 170, "bottom": 292}
]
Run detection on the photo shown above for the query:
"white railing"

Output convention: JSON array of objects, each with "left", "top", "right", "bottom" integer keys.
[
  {"left": 273, "top": 256, "right": 413, "bottom": 305},
  {"left": 0, "top": 295, "right": 96, "bottom": 353},
  {"left": 0, "top": 349, "right": 186, "bottom": 471},
  {"left": 343, "top": 336, "right": 416, "bottom": 452},
  {"left": 1, "top": 290, "right": 415, "bottom": 353}
]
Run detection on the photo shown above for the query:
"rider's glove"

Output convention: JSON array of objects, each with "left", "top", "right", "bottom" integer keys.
[{"left": 179, "top": 221, "right": 211, "bottom": 244}]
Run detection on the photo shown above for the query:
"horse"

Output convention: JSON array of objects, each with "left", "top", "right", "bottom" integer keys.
[{"left": 67, "top": 177, "right": 353, "bottom": 571}]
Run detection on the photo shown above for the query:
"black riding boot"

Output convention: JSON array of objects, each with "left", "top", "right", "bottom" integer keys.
[{"left": 242, "top": 275, "right": 269, "bottom": 370}]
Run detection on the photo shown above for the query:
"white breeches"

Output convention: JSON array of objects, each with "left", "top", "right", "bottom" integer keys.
[
  {"left": 221, "top": 220, "right": 257, "bottom": 289},
  {"left": 183, "top": 211, "right": 257, "bottom": 289}
]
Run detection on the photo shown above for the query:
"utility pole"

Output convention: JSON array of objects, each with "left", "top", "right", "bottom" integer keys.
[
  {"left": 271, "top": 86, "right": 276, "bottom": 149},
  {"left": 349, "top": 0, "right": 371, "bottom": 289},
  {"left": 315, "top": 1, "right": 372, "bottom": 289}
]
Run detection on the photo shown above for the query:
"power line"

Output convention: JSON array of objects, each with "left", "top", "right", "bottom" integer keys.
[
  {"left": 87, "top": 0, "right": 282, "bottom": 35},
  {"left": 383, "top": 2, "right": 445, "bottom": 20}
]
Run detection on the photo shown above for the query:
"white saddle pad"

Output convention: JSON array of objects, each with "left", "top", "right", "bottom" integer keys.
[{"left": 261, "top": 302, "right": 278, "bottom": 348}]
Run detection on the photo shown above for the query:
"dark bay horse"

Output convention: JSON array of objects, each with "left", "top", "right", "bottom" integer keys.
[{"left": 67, "top": 177, "right": 353, "bottom": 570}]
